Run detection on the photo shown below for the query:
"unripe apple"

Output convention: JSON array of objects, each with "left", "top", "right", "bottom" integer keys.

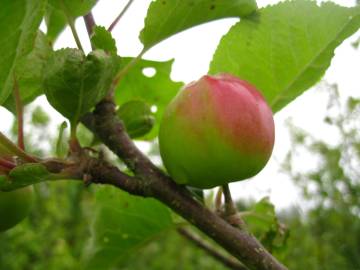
[
  {"left": 159, "top": 74, "right": 275, "bottom": 189},
  {"left": 0, "top": 186, "right": 34, "bottom": 232}
]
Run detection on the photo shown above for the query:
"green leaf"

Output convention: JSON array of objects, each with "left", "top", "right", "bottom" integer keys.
[
  {"left": 117, "top": 100, "right": 155, "bottom": 139},
  {"left": 0, "top": 132, "right": 35, "bottom": 162},
  {"left": 243, "top": 197, "right": 277, "bottom": 234},
  {"left": 0, "top": 133, "right": 17, "bottom": 158},
  {"left": 0, "top": 163, "right": 51, "bottom": 191},
  {"left": 31, "top": 106, "right": 51, "bottom": 127},
  {"left": 82, "top": 186, "right": 173, "bottom": 270},
  {"left": 45, "top": 5, "right": 67, "bottom": 43},
  {"left": 0, "top": 0, "right": 46, "bottom": 105},
  {"left": 210, "top": 1, "right": 360, "bottom": 113},
  {"left": 140, "top": 0, "right": 257, "bottom": 49},
  {"left": 45, "top": 0, "right": 98, "bottom": 42},
  {"left": 43, "top": 48, "right": 118, "bottom": 124},
  {"left": 3, "top": 32, "right": 52, "bottom": 112},
  {"left": 0, "top": 161, "right": 80, "bottom": 191},
  {"left": 91, "top": 26, "right": 117, "bottom": 54},
  {"left": 115, "top": 58, "right": 183, "bottom": 139},
  {"left": 242, "top": 197, "right": 288, "bottom": 251}
]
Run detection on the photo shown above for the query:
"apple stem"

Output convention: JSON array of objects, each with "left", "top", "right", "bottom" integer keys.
[
  {"left": 215, "top": 186, "right": 223, "bottom": 213},
  {"left": 222, "top": 184, "right": 246, "bottom": 230},
  {"left": 222, "top": 184, "right": 237, "bottom": 215}
]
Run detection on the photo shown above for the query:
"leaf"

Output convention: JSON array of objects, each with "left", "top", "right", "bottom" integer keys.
[
  {"left": 0, "top": 0, "right": 46, "bottom": 105},
  {"left": 210, "top": 1, "right": 360, "bottom": 113},
  {"left": 0, "top": 163, "right": 53, "bottom": 191},
  {"left": 45, "top": 5, "right": 67, "bottom": 43},
  {"left": 140, "top": 0, "right": 257, "bottom": 49},
  {"left": 0, "top": 132, "right": 35, "bottom": 162},
  {"left": 91, "top": 26, "right": 117, "bottom": 54},
  {"left": 31, "top": 106, "right": 51, "bottom": 127},
  {"left": 0, "top": 161, "right": 80, "bottom": 191},
  {"left": 117, "top": 100, "right": 155, "bottom": 139},
  {"left": 3, "top": 31, "right": 52, "bottom": 112},
  {"left": 115, "top": 58, "right": 183, "bottom": 139},
  {"left": 45, "top": 0, "right": 98, "bottom": 42},
  {"left": 242, "top": 197, "right": 288, "bottom": 251},
  {"left": 43, "top": 48, "right": 118, "bottom": 124},
  {"left": 82, "top": 186, "right": 173, "bottom": 270},
  {"left": 243, "top": 197, "right": 277, "bottom": 234},
  {"left": 0, "top": 133, "right": 17, "bottom": 158}
]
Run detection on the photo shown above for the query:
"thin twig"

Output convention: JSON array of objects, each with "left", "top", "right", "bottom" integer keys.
[
  {"left": 61, "top": 0, "right": 84, "bottom": 52},
  {"left": 84, "top": 12, "right": 96, "bottom": 36},
  {"left": 0, "top": 165, "right": 11, "bottom": 173},
  {"left": 178, "top": 227, "right": 248, "bottom": 270},
  {"left": 0, "top": 158, "right": 16, "bottom": 170},
  {"left": 83, "top": 12, "right": 96, "bottom": 50},
  {"left": 13, "top": 77, "right": 24, "bottom": 150},
  {"left": 108, "top": 0, "right": 135, "bottom": 32}
]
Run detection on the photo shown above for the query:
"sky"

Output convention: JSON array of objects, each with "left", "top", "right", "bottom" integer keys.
[{"left": 1, "top": 0, "right": 359, "bottom": 210}]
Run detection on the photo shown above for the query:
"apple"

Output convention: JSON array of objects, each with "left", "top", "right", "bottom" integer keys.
[
  {"left": 0, "top": 186, "right": 34, "bottom": 232},
  {"left": 158, "top": 74, "right": 275, "bottom": 189}
]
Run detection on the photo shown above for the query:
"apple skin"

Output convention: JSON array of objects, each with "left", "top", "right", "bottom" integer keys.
[
  {"left": 0, "top": 186, "right": 34, "bottom": 232},
  {"left": 158, "top": 74, "right": 275, "bottom": 189}
]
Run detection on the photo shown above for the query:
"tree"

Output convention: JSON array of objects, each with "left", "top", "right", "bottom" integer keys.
[{"left": 0, "top": 1, "right": 359, "bottom": 269}]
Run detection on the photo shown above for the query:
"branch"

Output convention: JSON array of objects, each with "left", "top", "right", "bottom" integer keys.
[
  {"left": 86, "top": 159, "right": 145, "bottom": 196},
  {"left": 81, "top": 101, "right": 153, "bottom": 176},
  {"left": 108, "top": 0, "right": 135, "bottom": 32},
  {"left": 42, "top": 157, "right": 145, "bottom": 197},
  {"left": 178, "top": 227, "right": 248, "bottom": 270},
  {"left": 81, "top": 100, "right": 287, "bottom": 270}
]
